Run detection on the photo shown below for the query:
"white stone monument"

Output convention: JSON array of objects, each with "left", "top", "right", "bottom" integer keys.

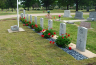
[
  {"left": 34, "top": 16, "right": 37, "bottom": 24},
  {"left": 30, "top": 15, "right": 32, "bottom": 23},
  {"left": 27, "top": 14, "right": 28, "bottom": 21},
  {"left": 11, "top": 25, "right": 19, "bottom": 31},
  {"left": 40, "top": 18, "right": 43, "bottom": 28},
  {"left": 59, "top": 23, "right": 66, "bottom": 36},
  {"left": 23, "top": 10, "right": 25, "bottom": 18},
  {"left": 76, "top": 26, "right": 88, "bottom": 52},
  {"left": 48, "top": 19, "right": 53, "bottom": 30},
  {"left": 74, "top": 11, "right": 84, "bottom": 19},
  {"left": 63, "top": 10, "right": 72, "bottom": 17},
  {"left": 21, "top": 13, "right": 23, "bottom": 18},
  {"left": 87, "top": 12, "right": 96, "bottom": 21}
]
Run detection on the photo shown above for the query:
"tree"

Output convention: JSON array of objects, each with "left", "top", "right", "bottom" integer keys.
[
  {"left": 41, "top": 0, "right": 56, "bottom": 10},
  {"left": 0, "top": 0, "right": 6, "bottom": 11}
]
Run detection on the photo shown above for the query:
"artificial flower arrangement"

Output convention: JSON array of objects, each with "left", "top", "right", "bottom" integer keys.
[
  {"left": 55, "top": 33, "right": 71, "bottom": 48},
  {"left": 29, "top": 21, "right": 35, "bottom": 29},
  {"left": 41, "top": 28, "right": 56, "bottom": 38},
  {"left": 47, "top": 10, "right": 50, "bottom": 14},
  {"left": 58, "top": 15, "right": 61, "bottom": 21}
]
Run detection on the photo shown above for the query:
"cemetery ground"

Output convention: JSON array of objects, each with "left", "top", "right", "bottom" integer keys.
[{"left": 0, "top": 14, "right": 96, "bottom": 65}]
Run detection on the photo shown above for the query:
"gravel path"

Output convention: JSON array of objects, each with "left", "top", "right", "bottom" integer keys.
[{"left": 0, "top": 13, "right": 89, "bottom": 20}]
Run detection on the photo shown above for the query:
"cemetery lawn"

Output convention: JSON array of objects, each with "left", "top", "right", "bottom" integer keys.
[{"left": 0, "top": 15, "right": 96, "bottom": 65}]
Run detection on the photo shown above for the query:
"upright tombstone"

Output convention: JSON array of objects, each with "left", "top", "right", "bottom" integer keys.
[
  {"left": 63, "top": 10, "right": 72, "bottom": 17},
  {"left": 59, "top": 23, "right": 66, "bottom": 36},
  {"left": 27, "top": 14, "right": 28, "bottom": 21},
  {"left": 40, "top": 18, "right": 43, "bottom": 28},
  {"left": 76, "top": 27, "right": 88, "bottom": 52},
  {"left": 87, "top": 12, "right": 96, "bottom": 21},
  {"left": 30, "top": 15, "right": 32, "bottom": 23},
  {"left": 34, "top": 16, "right": 37, "bottom": 24},
  {"left": 74, "top": 11, "right": 84, "bottom": 19},
  {"left": 21, "top": 13, "right": 23, "bottom": 18},
  {"left": 23, "top": 10, "right": 25, "bottom": 18},
  {"left": 48, "top": 19, "right": 53, "bottom": 30}
]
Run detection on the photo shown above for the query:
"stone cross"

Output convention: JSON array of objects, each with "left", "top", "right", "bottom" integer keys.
[
  {"left": 23, "top": 10, "right": 25, "bottom": 18},
  {"left": 76, "top": 26, "right": 88, "bottom": 52},
  {"left": 27, "top": 14, "right": 28, "bottom": 21},
  {"left": 48, "top": 19, "right": 53, "bottom": 30},
  {"left": 30, "top": 15, "right": 32, "bottom": 23},
  {"left": 59, "top": 23, "right": 66, "bottom": 36},
  {"left": 34, "top": 16, "right": 37, "bottom": 24},
  {"left": 40, "top": 18, "right": 43, "bottom": 28}
]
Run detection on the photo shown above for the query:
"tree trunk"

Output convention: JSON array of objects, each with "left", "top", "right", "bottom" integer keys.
[
  {"left": 46, "top": 5, "right": 47, "bottom": 10},
  {"left": 67, "top": 5, "right": 69, "bottom": 10},
  {"left": 95, "top": 5, "right": 96, "bottom": 11},
  {"left": 76, "top": 0, "right": 78, "bottom": 11},
  {"left": 12, "top": 8, "right": 13, "bottom": 12},
  {"left": 28, "top": 7, "right": 29, "bottom": 11},
  {"left": 86, "top": 6, "right": 89, "bottom": 12}
]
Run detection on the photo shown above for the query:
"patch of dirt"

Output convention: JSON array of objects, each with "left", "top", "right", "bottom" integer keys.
[{"left": 87, "top": 62, "right": 96, "bottom": 65}]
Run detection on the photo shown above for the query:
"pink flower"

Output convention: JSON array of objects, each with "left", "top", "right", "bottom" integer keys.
[{"left": 58, "top": 15, "right": 61, "bottom": 17}]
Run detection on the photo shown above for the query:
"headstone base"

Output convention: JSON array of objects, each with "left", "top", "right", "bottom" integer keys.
[
  {"left": 87, "top": 18, "right": 96, "bottom": 21},
  {"left": 8, "top": 27, "right": 25, "bottom": 33},
  {"left": 63, "top": 15, "right": 72, "bottom": 17},
  {"left": 69, "top": 43, "right": 96, "bottom": 58},
  {"left": 11, "top": 25, "right": 19, "bottom": 31},
  {"left": 74, "top": 17, "right": 84, "bottom": 19}
]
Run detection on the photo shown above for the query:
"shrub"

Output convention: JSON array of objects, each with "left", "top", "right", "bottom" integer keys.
[
  {"left": 55, "top": 33, "right": 71, "bottom": 48},
  {"left": 34, "top": 24, "right": 42, "bottom": 32}
]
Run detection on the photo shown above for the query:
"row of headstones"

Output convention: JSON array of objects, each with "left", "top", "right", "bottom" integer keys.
[
  {"left": 63, "top": 10, "right": 96, "bottom": 21},
  {"left": 21, "top": 10, "right": 87, "bottom": 52}
]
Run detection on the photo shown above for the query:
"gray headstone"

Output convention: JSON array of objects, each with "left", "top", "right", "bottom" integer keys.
[
  {"left": 63, "top": 10, "right": 72, "bottom": 17},
  {"left": 23, "top": 10, "right": 25, "bottom": 18},
  {"left": 76, "top": 27, "right": 88, "bottom": 52},
  {"left": 11, "top": 25, "right": 19, "bottom": 31},
  {"left": 59, "top": 23, "right": 66, "bottom": 36},
  {"left": 21, "top": 13, "right": 23, "bottom": 18},
  {"left": 48, "top": 19, "right": 53, "bottom": 30},
  {"left": 27, "top": 14, "right": 28, "bottom": 21},
  {"left": 74, "top": 11, "right": 84, "bottom": 19},
  {"left": 30, "top": 15, "right": 32, "bottom": 23},
  {"left": 40, "top": 18, "right": 43, "bottom": 28},
  {"left": 87, "top": 12, "right": 96, "bottom": 21},
  {"left": 34, "top": 16, "right": 37, "bottom": 24}
]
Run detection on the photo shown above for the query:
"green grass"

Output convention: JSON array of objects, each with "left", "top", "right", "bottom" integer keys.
[{"left": 0, "top": 14, "right": 96, "bottom": 65}]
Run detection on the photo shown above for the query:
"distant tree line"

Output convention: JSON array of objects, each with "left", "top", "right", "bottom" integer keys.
[{"left": 0, "top": 0, "right": 96, "bottom": 12}]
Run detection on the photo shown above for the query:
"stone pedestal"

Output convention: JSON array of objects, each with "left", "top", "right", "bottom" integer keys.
[{"left": 11, "top": 25, "right": 19, "bottom": 31}]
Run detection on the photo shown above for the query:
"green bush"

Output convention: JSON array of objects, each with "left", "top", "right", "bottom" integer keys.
[
  {"left": 34, "top": 24, "right": 42, "bottom": 32},
  {"left": 55, "top": 33, "right": 71, "bottom": 48}
]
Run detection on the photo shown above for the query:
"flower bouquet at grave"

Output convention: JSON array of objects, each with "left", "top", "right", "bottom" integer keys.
[
  {"left": 29, "top": 21, "right": 35, "bottom": 29},
  {"left": 34, "top": 24, "right": 42, "bottom": 33},
  {"left": 58, "top": 15, "right": 61, "bottom": 21},
  {"left": 47, "top": 10, "right": 50, "bottom": 14},
  {"left": 55, "top": 33, "right": 71, "bottom": 48},
  {"left": 41, "top": 28, "right": 56, "bottom": 38}
]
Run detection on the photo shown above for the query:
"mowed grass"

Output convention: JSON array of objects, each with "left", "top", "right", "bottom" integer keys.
[{"left": 0, "top": 15, "right": 96, "bottom": 65}]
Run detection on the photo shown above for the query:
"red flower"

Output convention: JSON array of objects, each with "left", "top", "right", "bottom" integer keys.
[
  {"left": 66, "top": 36, "right": 67, "bottom": 38},
  {"left": 25, "top": 20, "right": 27, "bottom": 22},
  {"left": 52, "top": 35, "right": 54, "bottom": 37},
  {"left": 24, "top": 17, "right": 25, "bottom": 19},
  {"left": 66, "top": 33, "right": 67, "bottom": 35},
  {"left": 41, "top": 35, "right": 44, "bottom": 37},
  {"left": 68, "top": 34, "right": 70, "bottom": 37},
  {"left": 61, "top": 34, "right": 64, "bottom": 36},
  {"left": 32, "top": 25, "right": 33, "bottom": 27},
  {"left": 54, "top": 32, "right": 56, "bottom": 35},
  {"left": 48, "top": 33, "right": 51, "bottom": 35},
  {"left": 35, "top": 24, "right": 37, "bottom": 26},
  {"left": 23, "top": 24, "right": 25, "bottom": 26},
  {"left": 50, "top": 41, "right": 52, "bottom": 44},
  {"left": 52, "top": 41, "right": 55, "bottom": 44},
  {"left": 62, "top": 37, "right": 64, "bottom": 39},
  {"left": 69, "top": 47, "right": 72, "bottom": 50},
  {"left": 26, "top": 24, "right": 28, "bottom": 26},
  {"left": 20, "top": 17, "right": 21, "bottom": 19},
  {"left": 42, "top": 29, "right": 45, "bottom": 31},
  {"left": 29, "top": 21, "right": 31, "bottom": 24}
]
